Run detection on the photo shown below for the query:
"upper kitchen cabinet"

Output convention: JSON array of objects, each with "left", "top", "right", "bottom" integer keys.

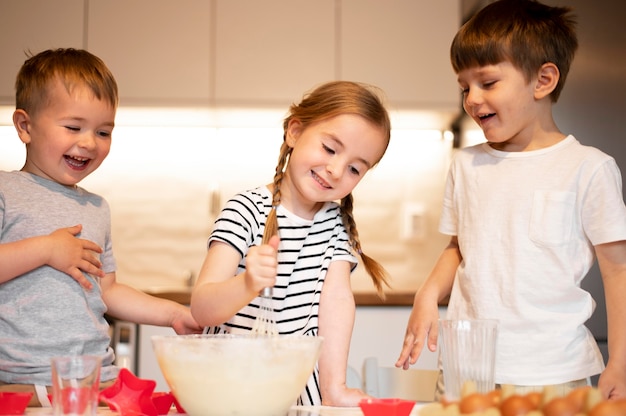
[
  {"left": 0, "top": 0, "right": 462, "bottom": 111},
  {"left": 340, "top": 0, "right": 461, "bottom": 112},
  {"left": 214, "top": 0, "right": 336, "bottom": 108},
  {"left": 0, "top": 0, "right": 85, "bottom": 105},
  {"left": 87, "top": 0, "right": 212, "bottom": 107}
]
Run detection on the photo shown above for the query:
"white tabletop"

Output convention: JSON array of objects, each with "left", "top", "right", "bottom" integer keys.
[
  {"left": 289, "top": 404, "right": 426, "bottom": 415},
  {"left": 23, "top": 403, "right": 427, "bottom": 415}
]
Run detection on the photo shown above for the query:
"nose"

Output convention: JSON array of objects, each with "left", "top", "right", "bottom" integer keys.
[
  {"left": 326, "top": 159, "right": 342, "bottom": 179},
  {"left": 463, "top": 87, "right": 482, "bottom": 109},
  {"left": 77, "top": 132, "right": 98, "bottom": 150}
]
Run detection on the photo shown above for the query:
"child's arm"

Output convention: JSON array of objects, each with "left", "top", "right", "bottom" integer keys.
[
  {"left": 0, "top": 224, "right": 104, "bottom": 289},
  {"left": 317, "top": 260, "right": 367, "bottom": 407},
  {"left": 101, "top": 272, "right": 202, "bottom": 334},
  {"left": 595, "top": 240, "right": 626, "bottom": 400},
  {"left": 395, "top": 236, "right": 461, "bottom": 370},
  {"left": 190, "top": 236, "right": 279, "bottom": 327}
]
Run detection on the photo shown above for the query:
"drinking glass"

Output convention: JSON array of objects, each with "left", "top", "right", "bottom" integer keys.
[
  {"left": 439, "top": 319, "right": 498, "bottom": 401},
  {"left": 51, "top": 355, "right": 101, "bottom": 416}
]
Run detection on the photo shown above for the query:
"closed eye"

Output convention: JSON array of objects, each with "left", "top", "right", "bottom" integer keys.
[
  {"left": 65, "top": 126, "right": 80, "bottom": 132},
  {"left": 322, "top": 144, "right": 335, "bottom": 155}
]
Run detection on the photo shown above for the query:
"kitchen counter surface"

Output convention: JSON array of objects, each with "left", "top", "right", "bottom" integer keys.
[
  {"left": 23, "top": 403, "right": 427, "bottom": 415},
  {"left": 145, "top": 288, "right": 448, "bottom": 307}
]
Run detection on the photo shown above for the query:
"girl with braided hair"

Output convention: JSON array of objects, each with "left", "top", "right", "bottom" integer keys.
[{"left": 191, "top": 80, "right": 391, "bottom": 406}]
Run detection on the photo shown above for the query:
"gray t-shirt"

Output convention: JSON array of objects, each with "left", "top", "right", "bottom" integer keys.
[{"left": 0, "top": 171, "right": 117, "bottom": 385}]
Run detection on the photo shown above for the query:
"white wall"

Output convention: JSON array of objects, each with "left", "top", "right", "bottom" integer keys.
[{"left": 0, "top": 108, "right": 452, "bottom": 295}]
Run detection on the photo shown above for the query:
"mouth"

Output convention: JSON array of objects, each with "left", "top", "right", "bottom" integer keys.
[
  {"left": 64, "top": 155, "right": 90, "bottom": 170},
  {"left": 311, "top": 171, "right": 331, "bottom": 189},
  {"left": 478, "top": 113, "right": 495, "bottom": 123}
]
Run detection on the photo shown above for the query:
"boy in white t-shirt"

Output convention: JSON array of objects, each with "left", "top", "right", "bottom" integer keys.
[{"left": 395, "top": 0, "right": 626, "bottom": 401}]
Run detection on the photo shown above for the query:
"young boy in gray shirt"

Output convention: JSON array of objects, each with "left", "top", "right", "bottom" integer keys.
[{"left": 0, "top": 48, "right": 201, "bottom": 406}]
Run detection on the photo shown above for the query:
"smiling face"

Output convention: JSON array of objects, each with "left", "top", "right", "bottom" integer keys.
[
  {"left": 281, "top": 114, "right": 387, "bottom": 218},
  {"left": 13, "top": 76, "right": 115, "bottom": 187},
  {"left": 458, "top": 61, "right": 540, "bottom": 148},
  {"left": 458, "top": 61, "right": 553, "bottom": 151}
]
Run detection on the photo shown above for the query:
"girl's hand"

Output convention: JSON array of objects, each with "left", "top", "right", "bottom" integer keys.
[
  {"left": 322, "top": 385, "right": 369, "bottom": 407},
  {"left": 243, "top": 235, "right": 280, "bottom": 293},
  {"left": 46, "top": 224, "right": 105, "bottom": 290}
]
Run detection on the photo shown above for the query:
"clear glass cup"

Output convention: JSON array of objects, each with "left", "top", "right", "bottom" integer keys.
[
  {"left": 439, "top": 319, "right": 498, "bottom": 401},
  {"left": 51, "top": 355, "right": 102, "bottom": 415}
]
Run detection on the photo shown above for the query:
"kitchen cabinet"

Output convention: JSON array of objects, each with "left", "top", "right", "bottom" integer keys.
[
  {"left": 341, "top": 0, "right": 461, "bottom": 112},
  {"left": 214, "top": 0, "right": 460, "bottom": 110},
  {"left": 213, "top": 0, "right": 336, "bottom": 107},
  {"left": 87, "top": 0, "right": 212, "bottom": 106},
  {"left": 0, "top": 0, "right": 461, "bottom": 110},
  {"left": 0, "top": 0, "right": 85, "bottom": 104}
]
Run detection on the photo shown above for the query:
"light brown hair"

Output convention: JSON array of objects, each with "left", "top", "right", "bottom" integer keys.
[
  {"left": 15, "top": 48, "right": 118, "bottom": 115},
  {"left": 450, "top": 0, "right": 578, "bottom": 102},
  {"left": 263, "top": 81, "right": 391, "bottom": 298}
]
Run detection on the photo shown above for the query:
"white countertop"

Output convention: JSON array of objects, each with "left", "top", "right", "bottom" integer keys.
[
  {"left": 23, "top": 403, "right": 427, "bottom": 415},
  {"left": 290, "top": 404, "right": 426, "bottom": 415}
]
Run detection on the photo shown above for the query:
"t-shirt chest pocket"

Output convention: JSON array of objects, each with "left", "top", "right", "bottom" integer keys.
[{"left": 529, "top": 190, "right": 576, "bottom": 247}]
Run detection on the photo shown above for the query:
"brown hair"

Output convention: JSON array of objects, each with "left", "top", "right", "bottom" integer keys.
[
  {"left": 450, "top": 0, "right": 578, "bottom": 102},
  {"left": 15, "top": 48, "right": 118, "bottom": 115},
  {"left": 263, "top": 81, "right": 391, "bottom": 298}
]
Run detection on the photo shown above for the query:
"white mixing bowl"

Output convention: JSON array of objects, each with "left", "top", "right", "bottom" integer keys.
[{"left": 152, "top": 334, "right": 323, "bottom": 416}]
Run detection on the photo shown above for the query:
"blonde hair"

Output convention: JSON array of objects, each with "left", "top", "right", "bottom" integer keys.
[
  {"left": 263, "top": 81, "right": 391, "bottom": 298},
  {"left": 15, "top": 48, "right": 118, "bottom": 115}
]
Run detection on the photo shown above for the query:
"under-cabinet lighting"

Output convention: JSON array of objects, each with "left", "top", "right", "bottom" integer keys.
[
  {"left": 0, "top": 107, "right": 13, "bottom": 125},
  {"left": 0, "top": 105, "right": 455, "bottom": 130},
  {"left": 0, "top": 106, "right": 455, "bottom": 177}
]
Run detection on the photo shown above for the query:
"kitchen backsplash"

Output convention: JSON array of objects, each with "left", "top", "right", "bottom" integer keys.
[{"left": 0, "top": 108, "right": 455, "bottom": 295}]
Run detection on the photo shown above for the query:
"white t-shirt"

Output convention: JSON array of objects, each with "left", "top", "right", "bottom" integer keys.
[{"left": 442, "top": 136, "right": 626, "bottom": 385}]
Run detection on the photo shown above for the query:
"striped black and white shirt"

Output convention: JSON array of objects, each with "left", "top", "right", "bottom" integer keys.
[{"left": 204, "top": 186, "right": 357, "bottom": 405}]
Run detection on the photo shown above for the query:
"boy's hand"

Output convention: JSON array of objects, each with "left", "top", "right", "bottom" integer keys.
[
  {"left": 598, "top": 357, "right": 626, "bottom": 400},
  {"left": 243, "top": 235, "right": 280, "bottom": 294},
  {"left": 170, "top": 305, "right": 203, "bottom": 335},
  {"left": 395, "top": 296, "right": 440, "bottom": 370},
  {"left": 46, "top": 224, "right": 105, "bottom": 290}
]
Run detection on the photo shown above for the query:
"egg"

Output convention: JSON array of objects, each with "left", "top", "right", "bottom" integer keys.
[
  {"left": 589, "top": 400, "right": 626, "bottom": 416},
  {"left": 487, "top": 389, "right": 502, "bottom": 407},
  {"left": 524, "top": 391, "right": 542, "bottom": 408},
  {"left": 499, "top": 394, "right": 536, "bottom": 416},
  {"left": 542, "top": 397, "right": 578, "bottom": 416},
  {"left": 565, "top": 385, "right": 591, "bottom": 412},
  {"left": 593, "top": 399, "right": 626, "bottom": 415},
  {"left": 459, "top": 392, "right": 493, "bottom": 414},
  {"left": 585, "top": 386, "right": 604, "bottom": 411}
]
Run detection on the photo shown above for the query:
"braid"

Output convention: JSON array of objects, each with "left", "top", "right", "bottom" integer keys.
[
  {"left": 341, "top": 194, "right": 390, "bottom": 299},
  {"left": 262, "top": 141, "right": 291, "bottom": 244},
  {"left": 279, "top": 81, "right": 392, "bottom": 297}
]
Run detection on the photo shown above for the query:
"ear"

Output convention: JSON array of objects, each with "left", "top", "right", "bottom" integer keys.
[
  {"left": 534, "top": 62, "right": 559, "bottom": 100},
  {"left": 285, "top": 119, "right": 303, "bottom": 148},
  {"left": 12, "top": 109, "right": 32, "bottom": 144}
]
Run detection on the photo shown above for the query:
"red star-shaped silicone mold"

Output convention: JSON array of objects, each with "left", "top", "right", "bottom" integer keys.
[{"left": 99, "top": 368, "right": 158, "bottom": 416}]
